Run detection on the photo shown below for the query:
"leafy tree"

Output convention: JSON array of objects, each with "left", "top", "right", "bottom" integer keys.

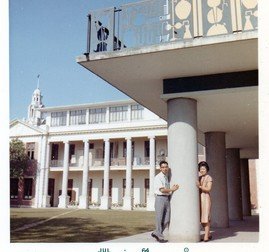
[{"left": 10, "top": 139, "right": 29, "bottom": 178}]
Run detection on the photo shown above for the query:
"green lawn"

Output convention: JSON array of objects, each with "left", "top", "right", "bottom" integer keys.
[{"left": 10, "top": 208, "right": 155, "bottom": 242}]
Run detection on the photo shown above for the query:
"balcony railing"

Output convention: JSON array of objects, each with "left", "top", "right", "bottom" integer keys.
[
  {"left": 49, "top": 157, "right": 163, "bottom": 168},
  {"left": 86, "top": 0, "right": 258, "bottom": 54},
  {"left": 92, "top": 158, "right": 104, "bottom": 167},
  {"left": 50, "top": 160, "right": 63, "bottom": 167},
  {"left": 133, "top": 157, "right": 150, "bottom": 166},
  {"left": 111, "top": 158, "right": 127, "bottom": 166}
]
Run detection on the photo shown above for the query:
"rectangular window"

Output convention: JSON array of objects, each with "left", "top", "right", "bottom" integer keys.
[
  {"left": 144, "top": 141, "right": 150, "bottom": 158},
  {"left": 123, "top": 178, "right": 134, "bottom": 188},
  {"left": 48, "top": 178, "right": 55, "bottom": 207},
  {"left": 109, "top": 106, "right": 128, "bottom": 122},
  {"left": 88, "top": 179, "right": 93, "bottom": 202},
  {"left": 51, "top": 144, "right": 59, "bottom": 160},
  {"left": 51, "top": 111, "right": 67, "bottom": 126},
  {"left": 144, "top": 178, "right": 150, "bottom": 204},
  {"left": 10, "top": 178, "right": 19, "bottom": 199},
  {"left": 95, "top": 148, "right": 103, "bottom": 159},
  {"left": 89, "top": 108, "right": 106, "bottom": 124},
  {"left": 40, "top": 112, "right": 47, "bottom": 124},
  {"left": 26, "top": 143, "right": 35, "bottom": 160},
  {"left": 68, "top": 179, "right": 73, "bottom": 189},
  {"left": 123, "top": 141, "right": 135, "bottom": 157},
  {"left": 123, "top": 142, "right": 126, "bottom": 157},
  {"left": 131, "top": 104, "right": 144, "bottom": 120},
  {"left": 23, "top": 178, "right": 33, "bottom": 200},
  {"left": 144, "top": 178, "right": 149, "bottom": 189},
  {"left": 69, "top": 110, "right": 86, "bottom": 125},
  {"left": 109, "top": 142, "right": 113, "bottom": 159},
  {"left": 69, "top": 144, "right": 75, "bottom": 161},
  {"left": 102, "top": 179, "right": 113, "bottom": 197}
]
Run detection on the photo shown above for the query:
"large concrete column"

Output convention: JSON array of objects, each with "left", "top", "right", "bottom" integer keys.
[
  {"left": 147, "top": 136, "right": 156, "bottom": 211},
  {"left": 34, "top": 137, "right": 44, "bottom": 208},
  {"left": 226, "top": 148, "right": 243, "bottom": 220},
  {"left": 79, "top": 140, "right": 90, "bottom": 209},
  {"left": 38, "top": 135, "right": 48, "bottom": 208},
  {"left": 58, "top": 141, "right": 70, "bottom": 208},
  {"left": 123, "top": 137, "right": 133, "bottom": 210},
  {"left": 42, "top": 142, "right": 51, "bottom": 207},
  {"left": 100, "top": 139, "right": 111, "bottom": 210},
  {"left": 167, "top": 98, "right": 200, "bottom": 242},
  {"left": 240, "top": 159, "right": 251, "bottom": 216},
  {"left": 205, "top": 132, "right": 229, "bottom": 227}
]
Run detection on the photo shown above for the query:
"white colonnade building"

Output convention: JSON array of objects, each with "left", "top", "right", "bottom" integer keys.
[{"left": 10, "top": 88, "right": 206, "bottom": 210}]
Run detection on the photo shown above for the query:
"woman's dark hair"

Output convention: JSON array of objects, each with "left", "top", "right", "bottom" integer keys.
[{"left": 198, "top": 161, "right": 209, "bottom": 172}]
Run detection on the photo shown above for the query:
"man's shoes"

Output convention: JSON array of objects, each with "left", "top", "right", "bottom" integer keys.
[
  {"left": 151, "top": 233, "right": 168, "bottom": 243},
  {"left": 159, "top": 238, "right": 168, "bottom": 243},
  {"left": 151, "top": 233, "right": 159, "bottom": 242}
]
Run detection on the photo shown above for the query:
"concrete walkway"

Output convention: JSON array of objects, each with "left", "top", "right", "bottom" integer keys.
[{"left": 105, "top": 214, "right": 259, "bottom": 243}]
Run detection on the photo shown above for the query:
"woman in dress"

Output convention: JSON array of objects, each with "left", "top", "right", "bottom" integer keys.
[{"left": 196, "top": 161, "right": 213, "bottom": 242}]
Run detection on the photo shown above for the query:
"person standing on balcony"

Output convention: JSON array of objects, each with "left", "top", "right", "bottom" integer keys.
[
  {"left": 196, "top": 161, "right": 213, "bottom": 242},
  {"left": 94, "top": 21, "right": 109, "bottom": 52},
  {"left": 151, "top": 161, "right": 179, "bottom": 243}
]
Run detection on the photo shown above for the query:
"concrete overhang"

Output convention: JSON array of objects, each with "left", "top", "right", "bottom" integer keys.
[{"left": 77, "top": 31, "right": 258, "bottom": 158}]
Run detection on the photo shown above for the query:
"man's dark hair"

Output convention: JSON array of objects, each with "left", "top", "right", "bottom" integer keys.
[{"left": 159, "top": 160, "right": 168, "bottom": 167}]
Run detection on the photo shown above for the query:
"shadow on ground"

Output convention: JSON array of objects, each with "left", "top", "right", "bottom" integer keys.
[
  {"left": 207, "top": 215, "right": 259, "bottom": 242},
  {"left": 10, "top": 209, "right": 155, "bottom": 242}
]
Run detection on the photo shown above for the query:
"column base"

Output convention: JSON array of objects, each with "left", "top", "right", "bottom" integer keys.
[
  {"left": 122, "top": 196, "right": 133, "bottom": 210},
  {"left": 33, "top": 197, "right": 39, "bottom": 208},
  {"left": 99, "top": 196, "right": 111, "bottom": 210},
  {"left": 79, "top": 195, "right": 89, "bottom": 209},
  {"left": 58, "top": 195, "right": 70, "bottom": 208},
  {"left": 41, "top": 195, "right": 51, "bottom": 208},
  {"left": 146, "top": 195, "right": 155, "bottom": 211}
]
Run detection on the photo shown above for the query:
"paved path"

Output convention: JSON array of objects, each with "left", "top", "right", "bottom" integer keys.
[{"left": 105, "top": 215, "right": 259, "bottom": 243}]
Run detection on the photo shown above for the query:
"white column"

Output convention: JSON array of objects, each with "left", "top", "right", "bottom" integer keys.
[
  {"left": 205, "top": 132, "right": 229, "bottom": 227},
  {"left": 86, "top": 109, "right": 89, "bottom": 125},
  {"left": 240, "top": 159, "right": 251, "bottom": 216},
  {"left": 127, "top": 105, "right": 131, "bottom": 122},
  {"left": 167, "top": 98, "right": 200, "bottom": 242},
  {"left": 47, "top": 114, "right": 52, "bottom": 127},
  {"left": 34, "top": 138, "right": 43, "bottom": 208},
  {"left": 38, "top": 135, "right": 48, "bottom": 208},
  {"left": 106, "top": 107, "right": 110, "bottom": 123},
  {"left": 226, "top": 148, "right": 243, "bottom": 220},
  {"left": 66, "top": 111, "right": 70, "bottom": 126},
  {"left": 79, "top": 140, "right": 90, "bottom": 209},
  {"left": 147, "top": 136, "right": 155, "bottom": 211},
  {"left": 42, "top": 142, "right": 51, "bottom": 207},
  {"left": 58, "top": 141, "right": 70, "bottom": 208},
  {"left": 123, "top": 137, "right": 133, "bottom": 210},
  {"left": 100, "top": 139, "right": 111, "bottom": 209}
]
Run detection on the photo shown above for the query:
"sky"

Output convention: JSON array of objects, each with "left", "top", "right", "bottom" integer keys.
[
  {"left": 3, "top": 1, "right": 269, "bottom": 252},
  {"left": 9, "top": 0, "right": 135, "bottom": 120}
]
